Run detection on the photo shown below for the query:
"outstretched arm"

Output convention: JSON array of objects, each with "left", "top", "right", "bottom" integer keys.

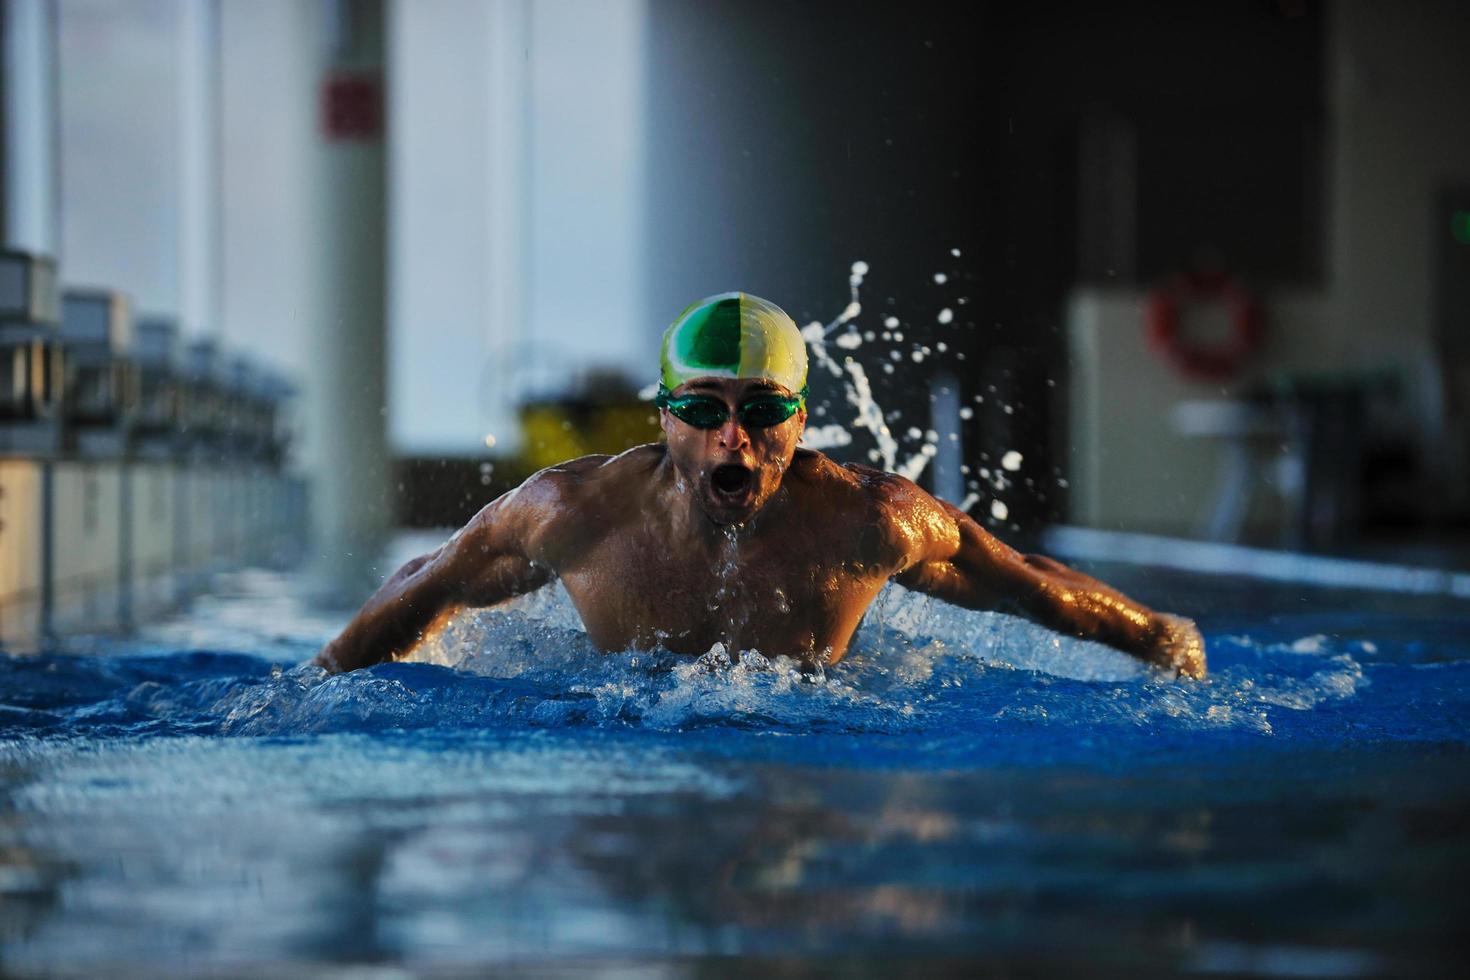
[
  {"left": 312, "top": 486, "right": 554, "bottom": 674},
  {"left": 894, "top": 496, "right": 1206, "bottom": 678}
]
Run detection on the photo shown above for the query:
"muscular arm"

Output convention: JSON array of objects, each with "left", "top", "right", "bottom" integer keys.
[
  {"left": 893, "top": 495, "right": 1206, "bottom": 678},
  {"left": 312, "top": 482, "right": 555, "bottom": 674}
]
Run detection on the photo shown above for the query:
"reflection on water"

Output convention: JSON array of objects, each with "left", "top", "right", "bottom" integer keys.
[{"left": 1, "top": 565, "right": 1468, "bottom": 973}]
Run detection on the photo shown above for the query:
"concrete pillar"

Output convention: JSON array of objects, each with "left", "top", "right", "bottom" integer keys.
[
  {"left": 306, "top": 0, "right": 390, "bottom": 595},
  {"left": 178, "top": 0, "right": 221, "bottom": 338},
  {"left": 2, "top": 0, "right": 61, "bottom": 648},
  {"left": 1, "top": 0, "right": 59, "bottom": 255}
]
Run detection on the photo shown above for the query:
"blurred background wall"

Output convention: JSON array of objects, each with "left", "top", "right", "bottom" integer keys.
[{"left": 7, "top": 0, "right": 1470, "bottom": 608}]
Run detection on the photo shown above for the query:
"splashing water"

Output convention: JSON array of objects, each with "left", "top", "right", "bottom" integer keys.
[
  {"left": 6, "top": 563, "right": 1428, "bottom": 749},
  {"left": 797, "top": 256, "right": 1030, "bottom": 522}
]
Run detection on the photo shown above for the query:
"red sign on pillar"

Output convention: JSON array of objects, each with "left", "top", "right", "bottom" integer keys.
[{"left": 322, "top": 72, "right": 383, "bottom": 141}]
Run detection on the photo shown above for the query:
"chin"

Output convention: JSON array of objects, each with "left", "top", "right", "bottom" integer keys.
[{"left": 699, "top": 487, "right": 761, "bottom": 525}]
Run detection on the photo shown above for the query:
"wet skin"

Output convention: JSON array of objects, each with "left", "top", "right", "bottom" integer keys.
[{"left": 315, "top": 377, "right": 1206, "bottom": 678}]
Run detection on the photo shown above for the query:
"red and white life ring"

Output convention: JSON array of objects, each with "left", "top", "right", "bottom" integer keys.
[{"left": 1145, "top": 271, "right": 1263, "bottom": 381}]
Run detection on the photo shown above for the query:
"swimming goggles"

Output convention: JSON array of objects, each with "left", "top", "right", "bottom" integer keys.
[{"left": 654, "top": 385, "right": 807, "bottom": 430}]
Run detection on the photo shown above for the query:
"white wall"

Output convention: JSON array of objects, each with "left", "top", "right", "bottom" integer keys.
[
  {"left": 1068, "top": 289, "right": 1329, "bottom": 536},
  {"left": 524, "top": 0, "right": 647, "bottom": 398},
  {"left": 57, "top": 0, "right": 182, "bottom": 311},
  {"left": 57, "top": 0, "right": 651, "bottom": 462},
  {"left": 387, "top": 0, "right": 520, "bottom": 456},
  {"left": 388, "top": 0, "right": 647, "bottom": 455},
  {"left": 216, "top": 0, "right": 322, "bottom": 461}
]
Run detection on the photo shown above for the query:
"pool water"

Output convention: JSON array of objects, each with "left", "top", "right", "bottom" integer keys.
[{"left": 2, "top": 553, "right": 1468, "bottom": 976}]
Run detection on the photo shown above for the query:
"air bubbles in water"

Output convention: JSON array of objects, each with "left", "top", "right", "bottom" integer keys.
[
  {"left": 937, "top": 308, "right": 954, "bottom": 324},
  {"left": 990, "top": 499, "right": 1009, "bottom": 520},
  {"left": 884, "top": 316, "right": 899, "bottom": 328},
  {"left": 933, "top": 272, "right": 948, "bottom": 284},
  {"left": 1001, "top": 451, "right": 1023, "bottom": 471}
]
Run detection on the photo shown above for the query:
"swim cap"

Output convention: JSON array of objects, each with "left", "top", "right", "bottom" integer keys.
[{"left": 660, "top": 292, "right": 808, "bottom": 395}]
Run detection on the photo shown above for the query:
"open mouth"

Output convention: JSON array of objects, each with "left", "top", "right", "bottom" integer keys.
[{"left": 710, "top": 464, "right": 753, "bottom": 497}]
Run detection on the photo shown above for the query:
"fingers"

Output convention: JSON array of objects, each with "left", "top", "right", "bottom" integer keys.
[{"left": 1157, "top": 614, "right": 1207, "bottom": 679}]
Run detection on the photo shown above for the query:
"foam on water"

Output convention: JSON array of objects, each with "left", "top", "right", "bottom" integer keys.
[{"left": 1, "top": 573, "right": 1398, "bottom": 751}]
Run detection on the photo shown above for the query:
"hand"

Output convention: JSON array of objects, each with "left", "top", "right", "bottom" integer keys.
[
  {"left": 1154, "top": 613, "right": 1207, "bottom": 679},
  {"left": 311, "top": 642, "right": 343, "bottom": 674}
]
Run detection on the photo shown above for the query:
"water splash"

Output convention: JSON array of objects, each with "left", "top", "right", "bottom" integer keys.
[
  {"left": 796, "top": 256, "right": 1021, "bottom": 517},
  {"left": 3, "top": 572, "right": 1397, "bottom": 746}
]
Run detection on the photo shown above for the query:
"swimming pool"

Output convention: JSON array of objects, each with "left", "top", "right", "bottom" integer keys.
[{"left": 2, "top": 536, "right": 1467, "bottom": 976}]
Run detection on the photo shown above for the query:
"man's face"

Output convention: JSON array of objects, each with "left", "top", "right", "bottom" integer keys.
[{"left": 660, "top": 376, "right": 806, "bottom": 526}]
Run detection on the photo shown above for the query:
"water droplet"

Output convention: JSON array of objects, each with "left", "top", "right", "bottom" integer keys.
[
  {"left": 990, "top": 499, "right": 1009, "bottom": 520},
  {"left": 933, "top": 272, "right": 948, "bottom": 284},
  {"left": 937, "top": 308, "right": 954, "bottom": 324},
  {"left": 1001, "top": 450, "right": 1022, "bottom": 471}
]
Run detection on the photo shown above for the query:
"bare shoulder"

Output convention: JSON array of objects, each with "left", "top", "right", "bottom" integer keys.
[
  {"left": 506, "top": 444, "right": 664, "bottom": 507},
  {"left": 789, "top": 452, "right": 958, "bottom": 566},
  {"left": 827, "top": 459, "right": 944, "bottom": 523},
  {"left": 483, "top": 445, "right": 667, "bottom": 562}
]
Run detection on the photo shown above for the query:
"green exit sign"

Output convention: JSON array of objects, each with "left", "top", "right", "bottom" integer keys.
[{"left": 1453, "top": 210, "right": 1470, "bottom": 245}]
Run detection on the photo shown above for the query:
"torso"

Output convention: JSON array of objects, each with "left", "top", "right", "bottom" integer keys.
[{"left": 526, "top": 447, "right": 913, "bottom": 666}]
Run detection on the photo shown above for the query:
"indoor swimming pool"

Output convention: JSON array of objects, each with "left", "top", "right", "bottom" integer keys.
[{"left": 1, "top": 542, "right": 1467, "bottom": 976}]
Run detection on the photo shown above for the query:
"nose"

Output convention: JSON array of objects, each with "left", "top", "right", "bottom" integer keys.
[{"left": 716, "top": 416, "right": 750, "bottom": 451}]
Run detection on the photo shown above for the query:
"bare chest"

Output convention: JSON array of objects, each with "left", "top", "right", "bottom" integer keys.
[{"left": 552, "top": 528, "right": 890, "bottom": 664}]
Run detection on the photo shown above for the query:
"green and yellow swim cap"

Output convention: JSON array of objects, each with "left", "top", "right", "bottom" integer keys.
[{"left": 660, "top": 292, "right": 808, "bottom": 395}]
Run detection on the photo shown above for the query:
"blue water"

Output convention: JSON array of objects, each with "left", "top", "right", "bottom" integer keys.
[{"left": 2, "top": 561, "right": 1468, "bottom": 975}]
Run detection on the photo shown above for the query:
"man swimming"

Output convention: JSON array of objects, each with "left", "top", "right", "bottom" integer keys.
[{"left": 316, "top": 292, "right": 1206, "bottom": 678}]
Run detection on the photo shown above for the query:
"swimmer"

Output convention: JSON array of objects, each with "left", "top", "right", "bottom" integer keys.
[{"left": 315, "top": 292, "right": 1206, "bottom": 678}]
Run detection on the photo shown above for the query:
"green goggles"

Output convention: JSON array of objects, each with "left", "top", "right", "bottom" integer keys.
[{"left": 654, "top": 385, "right": 807, "bottom": 430}]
